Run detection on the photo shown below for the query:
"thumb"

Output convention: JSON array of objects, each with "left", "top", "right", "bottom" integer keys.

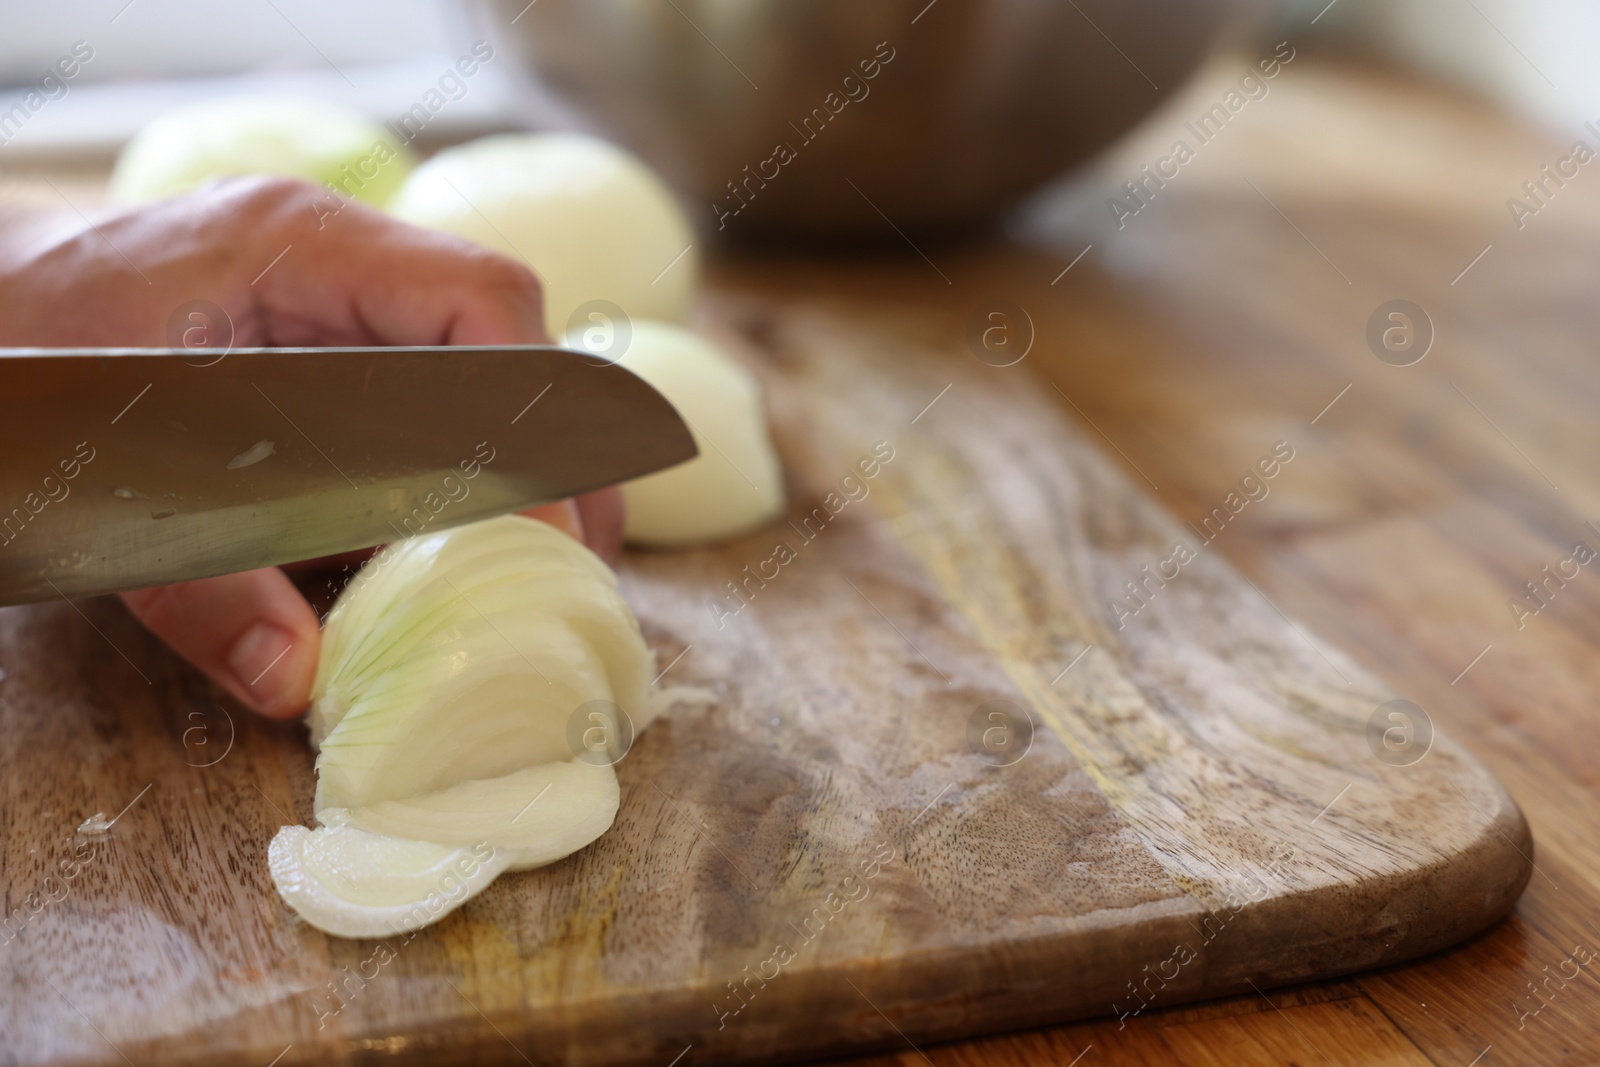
[{"left": 122, "top": 568, "right": 321, "bottom": 719}]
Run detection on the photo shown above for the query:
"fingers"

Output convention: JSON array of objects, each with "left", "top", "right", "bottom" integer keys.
[
  {"left": 121, "top": 567, "right": 322, "bottom": 719},
  {"left": 0, "top": 176, "right": 551, "bottom": 351},
  {"left": 219, "top": 177, "right": 550, "bottom": 348}
]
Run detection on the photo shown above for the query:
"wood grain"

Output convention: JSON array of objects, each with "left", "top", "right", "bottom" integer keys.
[{"left": 0, "top": 49, "right": 1587, "bottom": 1067}]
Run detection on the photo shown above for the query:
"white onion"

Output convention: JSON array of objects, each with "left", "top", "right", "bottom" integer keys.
[
  {"left": 566, "top": 320, "right": 785, "bottom": 546},
  {"left": 269, "top": 516, "right": 655, "bottom": 939},
  {"left": 109, "top": 96, "right": 412, "bottom": 206},
  {"left": 387, "top": 133, "right": 697, "bottom": 338}
]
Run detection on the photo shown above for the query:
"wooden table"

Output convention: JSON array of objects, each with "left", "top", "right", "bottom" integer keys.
[
  {"left": 4, "top": 53, "right": 1597, "bottom": 1065},
  {"left": 800, "top": 54, "right": 1600, "bottom": 1067}
]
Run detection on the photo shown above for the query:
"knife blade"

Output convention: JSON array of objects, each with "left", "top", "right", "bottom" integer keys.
[{"left": 0, "top": 345, "right": 696, "bottom": 606}]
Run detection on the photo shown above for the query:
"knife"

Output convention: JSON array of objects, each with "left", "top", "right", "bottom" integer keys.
[{"left": 0, "top": 346, "right": 697, "bottom": 606}]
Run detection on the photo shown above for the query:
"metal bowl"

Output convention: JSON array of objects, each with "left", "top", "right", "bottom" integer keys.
[{"left": 478, "top": 0, "right": 1260, "bottom": 241}]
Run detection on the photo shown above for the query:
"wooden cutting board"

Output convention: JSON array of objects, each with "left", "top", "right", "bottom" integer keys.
[{"left": 0, "top": 286, "right": 1530, "bottom": 1067}]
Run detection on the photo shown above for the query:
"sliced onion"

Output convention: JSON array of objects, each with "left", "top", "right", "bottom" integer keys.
[{"left": 269, "top": 516, "right": 654, "bottom": 938}]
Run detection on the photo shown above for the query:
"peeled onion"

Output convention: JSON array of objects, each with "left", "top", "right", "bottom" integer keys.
[
  {"left": 565, "top": 320, "right": 785, "bottom": 547},
  {"left": 387, "top": 133, "right": 697, "bottom": 338},
  {"left": 269, "top": 515, "right": 655, "bottom": 938},
  {"left": 109, "top": 96, "right": 412, "bottom": 206}
]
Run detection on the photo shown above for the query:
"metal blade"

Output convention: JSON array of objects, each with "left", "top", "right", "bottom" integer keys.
[{"left": 0, "top": 346, "right": 697, "bottom": 605}]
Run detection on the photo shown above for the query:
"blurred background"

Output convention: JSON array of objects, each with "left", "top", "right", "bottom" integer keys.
[{"left": 1, "top": 0, "right": 1594, "bottom": 240}]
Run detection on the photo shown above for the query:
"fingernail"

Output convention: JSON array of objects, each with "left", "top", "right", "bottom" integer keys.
[{"left": 227, "top": 622, "right": 299, "bottom": 712}]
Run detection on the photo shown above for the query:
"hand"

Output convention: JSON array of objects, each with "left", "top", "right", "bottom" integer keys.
[{"left": 0, "top": 176, "right": 623, "bottom": 718}]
